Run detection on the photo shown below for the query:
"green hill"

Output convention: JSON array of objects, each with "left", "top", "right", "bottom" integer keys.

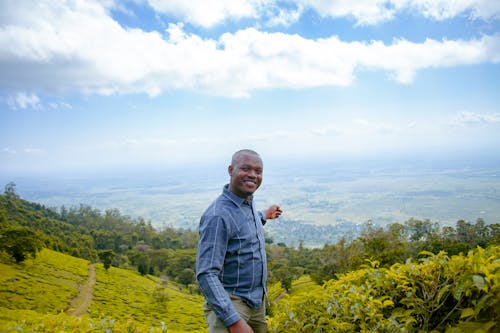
[
  {"left": 1, "top": 187, "right": 499, "bottom": 332},
  {"left": 0, "top": 248, "right": 206, "bottom": 332}
]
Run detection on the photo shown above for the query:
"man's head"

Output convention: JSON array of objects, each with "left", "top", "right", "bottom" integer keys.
[{"left": 228, "top": 149, "right": 263, "bottom": 199}]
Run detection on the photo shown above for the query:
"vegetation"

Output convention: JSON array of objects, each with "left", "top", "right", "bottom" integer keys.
[
  {"left": 0, "top": 249, "right": 206, "bottom": 332},
  {"left": 91, "top": 263, "right": 205, "bottom": 331},
  {"left": 1, "top": 185, "right": 499, "bottom": 332},
  {"left": 0, "top": 190, "right": 198, "bottom": 283},
  {"left": 0, "top": 249, "right": 88, "bottom": 314},
  {"left": 0, "top": 226, "right": 43, "bottom": 263},
  {"left": 268, "top": 246, "right": 499, "bottom": 332}
]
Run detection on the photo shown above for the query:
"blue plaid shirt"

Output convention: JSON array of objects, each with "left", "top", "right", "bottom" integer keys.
[{"left": 196, "top": 184, "right": 267, "bottom": 327}]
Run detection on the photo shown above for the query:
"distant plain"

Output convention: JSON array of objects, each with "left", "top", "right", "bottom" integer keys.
[{"left": 2, "top": 152, "right": 499, "bottom": 247}]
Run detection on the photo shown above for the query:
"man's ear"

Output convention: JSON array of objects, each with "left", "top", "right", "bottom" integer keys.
[{"left": 228, "top": 165, "right": 233, "bottom": 176}]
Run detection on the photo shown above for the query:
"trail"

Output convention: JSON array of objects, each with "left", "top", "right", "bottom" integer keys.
[
  {"left": 67, "top": 263, "right": 96, "bottom": 316},
  {"left": 274, "top": 290, "right": 287, "bottom": 302},
  {"left": 273, "top": 278, "right": 312, "bottom": 302}
]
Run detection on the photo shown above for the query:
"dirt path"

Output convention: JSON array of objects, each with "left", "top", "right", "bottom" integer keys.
[
  {"left": 67, "top": 263, "right": 96, "bottom": 316},
  {"left": 273, "top": 279, "right": 312, "bottom": 302},
  {"left": 274, "top": 290, "right": 287, "bottom": 302}
]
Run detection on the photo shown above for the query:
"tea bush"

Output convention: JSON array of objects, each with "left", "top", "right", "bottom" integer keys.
[{"left": 268, "top": 246, "right": 499, "bottom": 333}]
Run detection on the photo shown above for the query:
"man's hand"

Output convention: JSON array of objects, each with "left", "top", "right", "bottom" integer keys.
[
  {"left": 264, "top": 205, "right": 282, "bottom": 220},
  {"left": 229, "top": 319, "right": 254, "bottom": 333}
]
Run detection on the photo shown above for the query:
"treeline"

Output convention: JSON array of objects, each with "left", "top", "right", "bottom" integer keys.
[
  {"left": 1, "top": 182, "right": 498, "bottom": 291},
  {"left": 267, "top": 217, "right": 499, "bottom": 289},
  {"left": 0, "top": 184, "right": 198, "bottom": 287}
]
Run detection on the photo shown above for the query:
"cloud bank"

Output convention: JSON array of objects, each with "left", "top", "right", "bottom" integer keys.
[
  {"left": 0, "top": 0, "right": 499, "bottom": 98},
  {"left": 145, "top": 0, "right": 500, "bottom": 27}
]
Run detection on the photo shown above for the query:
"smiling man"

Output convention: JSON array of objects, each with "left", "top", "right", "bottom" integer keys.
[{"left": 196, "top": 149, "right": 282, "bottom": 333}]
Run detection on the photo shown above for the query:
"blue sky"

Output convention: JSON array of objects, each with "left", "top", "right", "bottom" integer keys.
[{"left": 1, "top": 0, "right": 499, "bottom": 175}]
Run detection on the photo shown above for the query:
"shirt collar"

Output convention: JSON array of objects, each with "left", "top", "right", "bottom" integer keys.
[{"left": 223, "top": 184, "right": 253, "bottom": 207}]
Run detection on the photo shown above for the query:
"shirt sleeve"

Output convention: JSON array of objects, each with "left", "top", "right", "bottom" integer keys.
[
  {"left": 196, "top": 215, "right": 241, "bottom": 327},
  {"left": 258, "top": 210, "right": 266, "bottom": 225}
]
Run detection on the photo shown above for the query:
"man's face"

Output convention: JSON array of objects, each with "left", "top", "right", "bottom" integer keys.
[{"left": 228, "top": 153, "right": 263, "bottom": 199}]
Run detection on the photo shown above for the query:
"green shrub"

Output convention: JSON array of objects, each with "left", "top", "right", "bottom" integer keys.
[{"left": 268, "top": 246, "right": 499, "bottom": 333}]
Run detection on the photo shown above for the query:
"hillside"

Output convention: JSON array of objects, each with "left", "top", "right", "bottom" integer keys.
[
  {"left": 1, "top": 189, "right": 499, "bottom": 332},
  {"left": 0, "top": 249, "right": 206, "bottom": 332}
]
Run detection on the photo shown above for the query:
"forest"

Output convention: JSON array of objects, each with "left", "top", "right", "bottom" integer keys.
[{"left": 1, "top": 182, "right": 499, "bottom": 332}]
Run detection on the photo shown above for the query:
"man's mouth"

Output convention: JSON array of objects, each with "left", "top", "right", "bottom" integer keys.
[{"left": 243, "top": 180, "right": 256, "bottom": 185}]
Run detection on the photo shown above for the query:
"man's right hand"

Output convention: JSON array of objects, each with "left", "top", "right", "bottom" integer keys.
[{"left": 229, "top": 319, "right": 254, "bottom": 333}]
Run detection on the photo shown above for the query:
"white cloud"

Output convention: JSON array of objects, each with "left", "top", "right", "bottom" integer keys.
[
  {"left": 0, "top": 1, "right": 499, "bottom": 97},
  {"left": 406, "top": 0, "right": 500, "bottom": 21},
  {"left": 144, "top": 0, "right": 263, "bottom": 27},
  {"left": 353, "top": 118, "right": 399, "bottom": 134},
  {"left": 48, "top": 101, "right": 73, "bottom": 109},
  {"left": 23, "top": 148, "right": 45, "bottom": 154},
  {"left": 356, "top": 35, "right": 500, "bottom": 83},
  {"left": 310, "top": 126, "right": 341, "bottom": 136},
  {"left": 144, "top": 0, "right": 500, "bottom": 27},
  {"left": 452, "top": 111, "right": 500, "bottom": 125},
  {"left": 1, "top": 148, "right": 17, "bottom": 155},
  {"left": 301, "top": 0, "right": 500, "bottom": 25},
  {"left": 6, "top": 93, "right": 41, "bottom": 110},
  {"left": 264, "top": 3, "right": 304, "bottom": 27},
  {"left": 302, "top": 0, "right": 399, "bottom": 25}
]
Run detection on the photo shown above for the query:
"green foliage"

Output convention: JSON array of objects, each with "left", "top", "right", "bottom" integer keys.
[
  {"left": 91, "top": 263, "right": 206, "bottom": 331},
  {"left": 268, "top": 246, "right": 500, "bottom": 332},
  {"left": 98, "top": 249, "right": 115, "bottom": 271},
  {"left": 0, "top": 194, "right": 97, "bottom": 261},
  {"left": 4, "top": 182, "right": 18, "bottom": 197},
  {"left": 177, "top": 268, "right": 195, "bottom": 287},
  {"left": 0, "top": 248, "right": 206, "bottom": 332},
  {"left": 0, "top": 192, "right": 199, "bottom": 281},
  {"left": 2, "top": 187, "right": 499, "bottom": 332},
  {"left": 0, "top": 249, "right": 88, "bottom": 313},
  {"left": 0, "top": 226, "right": 43, "bottom": 263},
  {"left": 0, "top": 308, "right": 174, "bottom": 332}
]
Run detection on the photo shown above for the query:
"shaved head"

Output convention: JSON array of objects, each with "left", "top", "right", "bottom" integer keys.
[{"left": 231, "top": 149, "right": 261, "bottom": 166}]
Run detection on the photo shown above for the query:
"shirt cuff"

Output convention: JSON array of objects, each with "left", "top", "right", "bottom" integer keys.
[
  {"left": 258, "top": 211, "right": 266, "bottom": 225},
  {"left": 221, "top": 309, "right": 241, "bottom": 327}
]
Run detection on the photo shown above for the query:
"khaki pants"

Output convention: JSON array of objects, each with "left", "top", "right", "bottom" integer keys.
[{"left": 204, "top": 294, "right": 267, "bottom": 333}]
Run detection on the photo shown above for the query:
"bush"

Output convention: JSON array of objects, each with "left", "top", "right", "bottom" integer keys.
[{"left": 268, "top": 246, "right": 499, "bottom": 332}]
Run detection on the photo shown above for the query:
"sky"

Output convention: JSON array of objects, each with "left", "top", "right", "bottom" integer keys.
[{"left": 1, "top": 0, "right": 499, "bottom": 175}]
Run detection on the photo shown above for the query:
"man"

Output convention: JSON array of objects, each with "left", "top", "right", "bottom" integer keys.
[{"left": 196, "top": 149, "right": 282, "bottom": 333}]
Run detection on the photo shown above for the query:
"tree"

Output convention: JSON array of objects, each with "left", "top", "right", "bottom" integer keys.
[
  {"left": 4, "top": 181, "right": 18, "bottom": 197},
  {"left": 0, "top": 206, "right": 6, "bottom": 223},
  {"left": 150, "top": 248, "right": 173, "bottom": 273},
  {"left": 488, "top": 223, "right": 500, "bottom": 245},
  {"left": 404, "top": 218, "right": 438, "bottom": 242},
  {"left": 177, "top": 268, "right": 195, "bottom": 287},
  {"left": 128, "top": 250, "right": 151, "bottom": 276},
  {"left": 98, "top": 249, "right": 115, "bottom": 271},
  {"left": 359, "top": 222, "right": 405, "bottom": 267},
  {"left": 0, "top": 226, "right": 43, "bottom": 263}
]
